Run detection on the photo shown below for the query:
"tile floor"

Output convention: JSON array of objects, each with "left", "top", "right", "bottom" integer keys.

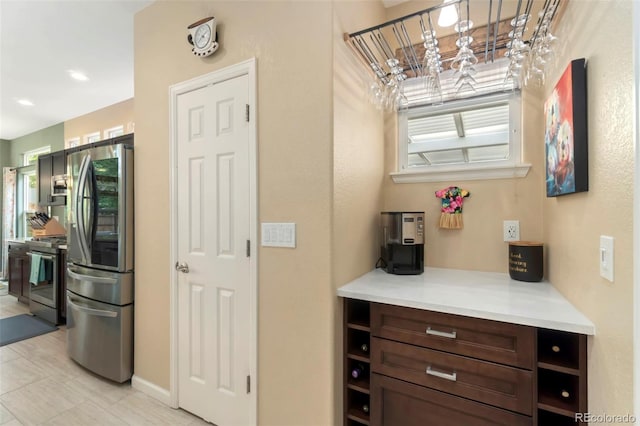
[{"left": 0, "top": 295, "right": 210, "bottom": 425}]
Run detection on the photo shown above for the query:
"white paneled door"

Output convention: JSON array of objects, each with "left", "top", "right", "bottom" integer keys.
[{"left": 176, "top": 73, "right": 251, "bottom": 425}]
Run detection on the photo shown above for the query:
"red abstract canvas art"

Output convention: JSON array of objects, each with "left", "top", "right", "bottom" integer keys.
[{"left": 544, "top": 58, "right": 588, "bottom": 197}]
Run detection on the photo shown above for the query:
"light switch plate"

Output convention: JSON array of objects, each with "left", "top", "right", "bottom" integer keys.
[
  {"left": 599, "top": 235, "right": 614, "bottom": 282},
  {"left": 261, "top": 223, "right": 296, "bottom": 248}
]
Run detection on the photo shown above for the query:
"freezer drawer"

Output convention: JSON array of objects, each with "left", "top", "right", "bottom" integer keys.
[
  {"left": 66, "top": 291, "right": 133, "bottom": 383},
  {"left": 66, "top": 264, "right": 133, "bottom": 305}
]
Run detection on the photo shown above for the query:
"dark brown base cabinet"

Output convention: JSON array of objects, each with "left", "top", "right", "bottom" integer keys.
[
  {"left": 371, "top": 374, "right": 531, "bottom": 426},
  {"left": 342, "top": 299, "right": 588, "bottom": 426},
  {"left": 8, "top": 243, "right": 31, "bottom": 304},
  {"left": 58, "top": 249, "right": 67, "bottom": 319}
]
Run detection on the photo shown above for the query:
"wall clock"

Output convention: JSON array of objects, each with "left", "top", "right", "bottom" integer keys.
[{"left": 187, "top": 17, "right": 219, "bottom": 57}]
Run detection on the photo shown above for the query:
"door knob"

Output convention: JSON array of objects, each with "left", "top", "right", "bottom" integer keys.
[{"left": 175, "top": 262, "right": 190, "bottom": 273}]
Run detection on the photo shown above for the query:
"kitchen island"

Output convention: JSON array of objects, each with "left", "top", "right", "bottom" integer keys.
[{"left": 338, "top": 267, "right": 594, "bottom": 426}]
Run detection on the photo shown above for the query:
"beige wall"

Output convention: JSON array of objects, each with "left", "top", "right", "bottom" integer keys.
[
  {"left": 64, "top": 98, "right": 134, "bottom": 146},
  {"left": 542, "top": 1, "right": 634, "bottom": 419},
  {"left": 332, "top": 2, "right": 386, "bottom": 424},
  {"left": 135, "top": 2, "right": 334, "bottom": 424}
]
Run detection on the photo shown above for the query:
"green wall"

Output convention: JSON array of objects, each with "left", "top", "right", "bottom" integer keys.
[
  {"left": 0, "top": 125, "right": 64, "bottom": 273},
  {"left": 0, "top": 140, "right": 10, "bottom": 165},
  {"left": 8, "top": 123, "right": 64, "bottom": 167}
]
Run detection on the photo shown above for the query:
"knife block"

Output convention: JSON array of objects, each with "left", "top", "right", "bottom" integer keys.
[{"left": 32, "top": 218, "right": 66, "bottom": 237}]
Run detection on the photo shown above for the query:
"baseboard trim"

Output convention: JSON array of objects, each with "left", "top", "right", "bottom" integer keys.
[{"left": 131, "top": 375, "right": 175, "bottom": 408}]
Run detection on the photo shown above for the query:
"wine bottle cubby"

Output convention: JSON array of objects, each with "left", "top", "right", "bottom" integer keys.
[
  {"left": 344, "top": 299, "right": 371, "bottom": 425},
  {"left": 536, "top": 329, "right": 587, "bottom": 424}
]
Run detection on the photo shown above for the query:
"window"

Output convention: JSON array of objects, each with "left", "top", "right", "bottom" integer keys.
[
  {"left": 85, "top": 132, "right": 101, "bottom": 144},
  {"left": 104, "top": 125, "right": 124, "bottom": 139},
  {"left": 19, "top": 146, "right": 50, "bottom": 237},
  {"left": 21, "top": 172, "right": 38, "bottom": 237},
  {"left": 23, "top": 146, "right": 50, "bottom": 166},
  {"left": 392, "top": 92, "right": 531, "bottom": 183},
  {"left": 66, "top": 137, "right": 80, "bottom": 149}
]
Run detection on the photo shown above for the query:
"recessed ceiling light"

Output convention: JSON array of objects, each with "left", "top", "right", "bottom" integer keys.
[
  {"left": 68, "top": 70, "right": 89, "bottom": 81},
  {"left": 17, "top": 99, "right": 34, "bottom": 106},
  {"left": 438, "top": 0, "right": 459, "bottom": 27}
]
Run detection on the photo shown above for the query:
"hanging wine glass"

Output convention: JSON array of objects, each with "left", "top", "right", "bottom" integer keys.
[
  {"left": 504, "top": 12, "right": 532, "bottom": 88},
  {"left": 454, "top": 19, "right": 473, "bottom": 34},
  {"left": 510, "top": 13, "right": 530, "bottom": 30},
  {"left": 421, "top": 27, "right": 443, "bottom": 99},
  {"left": 523, "top": 3, "right": 560, "bottom": 88},
  {"left": 452, "top": 34, "right": 477, "bottom": 93}
]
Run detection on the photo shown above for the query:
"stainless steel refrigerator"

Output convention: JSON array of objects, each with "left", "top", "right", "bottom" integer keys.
[{"left": 65, "top": 135, "right": 134, "bottom": 383}]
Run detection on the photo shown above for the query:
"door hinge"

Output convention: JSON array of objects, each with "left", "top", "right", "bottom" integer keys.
[
  {"left": 246, "top": 375, "right": 251, "bottom": 393},
  {"left": 245, "top": 104, "right": 250, "bottom": 122},
  {"left": 246, "top": 239, "right": 251, "bottom": 257}
]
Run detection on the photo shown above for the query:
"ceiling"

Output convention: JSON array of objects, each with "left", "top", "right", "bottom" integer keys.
[{"left": 0, "top": 0, "right": 153, "bottom": 141}]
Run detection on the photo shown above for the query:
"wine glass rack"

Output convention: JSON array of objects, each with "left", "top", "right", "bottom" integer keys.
[{"left": 344, "top": 0, "right": 565, "bottom": 107}]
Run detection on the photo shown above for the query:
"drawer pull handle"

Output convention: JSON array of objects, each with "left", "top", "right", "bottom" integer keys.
[
  {"left": 552, "top": 345, "right": 561, "bottom": 353},
  {"left": 426, "top": 366, "right": 457, "bottom": 382},
  {"left": 561, "top": 390, "right": 570, "bottom": 398},
  {"left": 426, "top": 327, "right": 457, "bottom": 339}
]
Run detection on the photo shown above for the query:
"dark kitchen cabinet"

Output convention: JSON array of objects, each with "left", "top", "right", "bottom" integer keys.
[
  {"left": 37, "top": 154, "right": 52, "bottom": 205},
  {"left": 343, "top": 300, "right": 589, "bottom": 426},
  {"left": 38, "top": 150, "right": 66, "bottom": 206},
  {"left": 59, "top": 249, "right": 67, "bottom": 318},
  {"left": 8, "top": 243, "right": 31, "bottom": 304}
]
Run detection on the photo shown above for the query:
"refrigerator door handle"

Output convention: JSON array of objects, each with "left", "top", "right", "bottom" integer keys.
[
  {"left": 76, "top": 154, "right": 92, "bottom": 262},
  {"left": 67, "top": 296, "right": 118, "bottom": 318},
  {"left": 67, "top": 267, "right": 118, "bottom": 284},
  {"left": 87, "top": 161, "right": 98, "bottom": 254}
]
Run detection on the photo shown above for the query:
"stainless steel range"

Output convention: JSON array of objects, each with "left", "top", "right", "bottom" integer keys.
[{"left": 27, "top": 237, "right": 67, "bottom": 325}]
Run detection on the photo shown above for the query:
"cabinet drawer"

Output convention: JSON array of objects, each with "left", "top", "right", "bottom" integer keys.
[
  {"left": 371, "top": 373, "right": 532, "bottom": 426},
  {"left": 8, "top": 244, "right": 27, "bottom": 255},
  {"left": 371, "top": 303, "right": 535, "bottom": 369},
  {"left": 372, "top": 337, "right": 533, "bottom": 415}
]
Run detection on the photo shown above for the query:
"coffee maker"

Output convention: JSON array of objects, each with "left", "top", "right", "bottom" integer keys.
[{"left": 380, "top": 212, "right": 425, "bottom": 275}]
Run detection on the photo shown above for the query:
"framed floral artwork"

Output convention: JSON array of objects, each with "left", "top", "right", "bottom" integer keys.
[{"left": 544, "top": 58, "right": 588, "bottom": 197}]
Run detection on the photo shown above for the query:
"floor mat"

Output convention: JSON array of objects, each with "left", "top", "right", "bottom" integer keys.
[{"left": 0, "top": 314, "right": 58, "bottom": 346}]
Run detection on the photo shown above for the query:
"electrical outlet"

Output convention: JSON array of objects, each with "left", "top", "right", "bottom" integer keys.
[{"left": 503, "top": 220, "right": 520, "bottom": 242}]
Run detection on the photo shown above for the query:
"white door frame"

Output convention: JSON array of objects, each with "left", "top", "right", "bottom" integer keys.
[
  {"left": 168, "top": 58, "right": 258, "bottom": 424},
  {"left": 634, "top": 2, "right": 640, "bottom": 419}
]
